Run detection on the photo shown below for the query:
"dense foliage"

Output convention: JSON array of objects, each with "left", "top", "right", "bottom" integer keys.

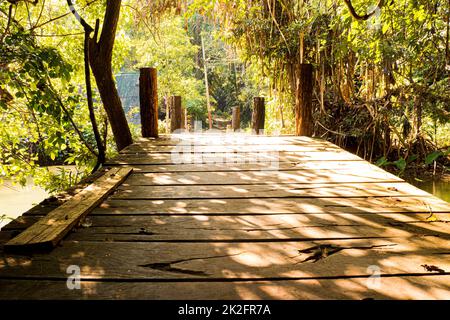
[{"left": 0, "top": 0, "right": 449, "bottom": 195}]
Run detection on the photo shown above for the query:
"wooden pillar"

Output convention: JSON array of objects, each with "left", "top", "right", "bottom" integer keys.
[
  {"left": 181, "top": 108, "right": 186, "bottom": 129},
  {"left": 295, "top": 63, "right": 313, "bottom": 136},
  {"left": 139, "top": 68, "right": 158, "bottom": 138},
  {"left": 169, "top": 96, "right": 182, "bottom": 132},
  {"left": 232, "top": 107, "right": 241, "bottom": 131},
  {"left": 252, "top": 97, "right": 265, "bottom": 135}
]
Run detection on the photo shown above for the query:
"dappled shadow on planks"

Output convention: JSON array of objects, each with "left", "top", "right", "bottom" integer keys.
[{"left": 0, "top": 135, "right": 449, "bottom": 299}]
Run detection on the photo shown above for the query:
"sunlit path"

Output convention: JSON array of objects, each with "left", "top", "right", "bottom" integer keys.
[{"left": 0, "top": 134, "right": 449, "bottom": 299}]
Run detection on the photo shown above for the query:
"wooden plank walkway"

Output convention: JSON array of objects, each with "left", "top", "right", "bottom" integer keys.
[{"left": 0, "top": 133, "right": 449, "bottom": 299}]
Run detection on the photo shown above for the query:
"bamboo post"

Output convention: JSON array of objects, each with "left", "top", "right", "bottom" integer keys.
[
  {"left": 252, "top": 97, "right": 265, "bottom": 135},
  {"left": 139, "top": 67, "right": 158, "bottom": 138},
  {"left": 232, "top": 106, "right": 241, "bottom": 131},
  {"left": 169, "top": 95, "right": 182, "bottom": 132},
  {"left": 295, "top": 63, "right": 313, "bottom": 136}
]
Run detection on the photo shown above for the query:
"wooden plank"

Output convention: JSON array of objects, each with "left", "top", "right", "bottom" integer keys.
[
  {"left": 4, "top": 167, "right": 133, "bottom": 252},
  {"left": 0, "top": 238, "right": 448, "bottom": 280},
  {"left": 0, "top": 231, "right": 16, "bottom": 245},
  {"left": 1, "top": 275, "right": 449, "bottom": 299},
  {"left": 64, "top": 212, "right": 450, "bottom": 242},
  {"left": 124, "top": 170, "right": 403, "bottom": 186},
  {"left": 130, "top": 135, "right": 339, "bottom": 146},
  {"left": 120, "top": 144, "right": 343, "bottom": 153},
  {"left": 110, "top": 161, "right": 379, "bottom": 173},
  {"left": 5, "top": 212, "right": 450, "bottom": 240},
  {"left": 110, "top": 151, "right": 363, "bottom": 165},
  {"left": 113, "top": 182, "right": 428, "bottom": 200},
  {"left": 96, "top": 196, "right": 450, "bottom": 215}
]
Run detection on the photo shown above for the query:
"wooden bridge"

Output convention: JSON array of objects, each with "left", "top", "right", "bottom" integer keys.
[{"left": 0, "top": 133, "right": 449, "bottom": 299}]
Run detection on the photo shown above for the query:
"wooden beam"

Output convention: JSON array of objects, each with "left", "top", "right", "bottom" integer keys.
[
  {"left": 139, "top": 67, "right": 158, "bottom": 138},
  {"left": 4, "top": 167, "right": 133, "bottom": 252}
]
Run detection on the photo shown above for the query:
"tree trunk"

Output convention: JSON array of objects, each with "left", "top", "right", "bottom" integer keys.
[
  {"left": 252, "top": 97, "right": 265, "bottom": 135},
  {"left": 88, "top": 0, "right": 132, "bottom": 151},
  {"left": 139, "top": 68, "right": 159, "bottom": 138},
  {"left": 413, "top": 96, "right": 422, "bottom": 139},
  {"left": 68, "top": 0, "right": 132, "bottom": 151},
  {"left": 295, "top": 63, "right": 313, "bottom": 136},
  {"left": 84, "top": 30, "right": 105, "bottom": 172},
  {"left": 169, "top": 95, "right": 182, "bottom": 132},
  {"left": 232, "top": 106, "right": 240, "bottom": 131}
]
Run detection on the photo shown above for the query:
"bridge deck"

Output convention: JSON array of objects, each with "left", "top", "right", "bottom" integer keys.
[{"left": 1, "top": 134, "right": 449, "bottom": 299}]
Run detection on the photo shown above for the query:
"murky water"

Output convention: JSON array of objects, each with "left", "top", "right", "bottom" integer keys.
[
  {"left": 410, "top": 179, "right": 450, "bottom": 203},
  {"left": 0, "top": 178, "right": 49, "bottom": 229},
  {"left": 0, "top": 166, "right": 79, "bottom": 230}
]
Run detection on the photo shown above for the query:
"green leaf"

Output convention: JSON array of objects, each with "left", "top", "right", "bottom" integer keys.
[
  {"left": 443, "top": 148, "right": 450, "bottom": 156},
  {"left": 407, "top": 154, "right": 418, "bottom": 163},
  {"left": 394, "top": 158, "right": 406, "bottom": 171},
  {"left": 425, "top": 151, "right": 443, "bottom": 165},
  {"left": 375, "top": 156, "right": 389, "bottom": 167}
]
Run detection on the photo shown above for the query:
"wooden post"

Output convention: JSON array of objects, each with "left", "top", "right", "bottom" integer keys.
[
  {"left": 201, "top": 34, "right": 213, "bottom": 129},
  {"left": 295, "top": 63, "right": 313, "bottom": 136},
  {"left": 181, "top": 107, "right": 186, "bottom": 129},
  {"left": 232, "top": 106, "right": 240, "bottom": 131},
  {"left": 185, "top": 109, "right": 189, "bottom": 130},
  {"left": 139, "top": 68, "right": 158, "bottom": 138},
  {"left": 169, "top": 95, "right": 182, "bottom": 132},
  {"left": 252, "top": 97, "right": 265, "bottom": 135}
]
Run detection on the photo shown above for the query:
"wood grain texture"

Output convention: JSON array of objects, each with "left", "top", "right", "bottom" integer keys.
[
  {"left": 108, "top": 161, "right": 379, "bottom": 173},
  {"left": 1, "top": 275, "right": 449, "bottom": 299},
  {"left": 62, "top": 213, "right": 450, "bottom": 242},
  {"left": 139, "top": 68, "right": 158, "bottom": 138},
  {"left": 113, "top": 182, "right": 422, "bottom": 200},
  {"left": 96, "top": 195, "right": 450, "bottom": 215},
  {"left": 4, "top": 168, "right": 133, "bottom": 251},
  {"left": 123, "top": 170, "right": 402, "bottom": 186},
  {"left": 120, "top": 144, "right": 343, "bottom": 153},
  {"left": 0, "top": 239, "right": 449, "bottom": 280},
  {"left": 109, "top": 151, "right": 363, "bottom": 165},
  {"left": 1, "top": 134, "right": 449, "bottom": 300}
]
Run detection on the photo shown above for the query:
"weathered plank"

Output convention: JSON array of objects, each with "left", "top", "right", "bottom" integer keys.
[
  {"left": 130, "top": 135, "right": 339, "bottom": 146},
  {"left": 113, "top": 182, "right": 428, "bottom": 200},
  {"left": 123, "top": 170, "right": 403, "bottom": 186},
  {"left": 5, "top": 210, "right": 450, "bottom": 229},
  {"left": 120, "top": 144, "right": 343, "bottom": 153},
  {"left": 1, "top": 134, "right": 449, "bottom": 300},
  {"left": 5, "top": 212, "right": 450, "bottom": 238},
  {"left": 0, "top": 238, "right": 448, "bottom": 280},
  {"left": 95, "top": 196, "right": 450, "bottom": 215},
  {"left": 1, "top": 275, "right": 449, "bottom": 299},
  {"left": 110, "top": 161, "right": 376, "bottom": 173},
  {"left": 110, "top": 151, "right": 363, "bottom": 165},
  {"left": 63, "top": 213, "right": 450, "bottom": 242},
  {"left": 4, "top": 168, "right": 133, "bottom": 251}
]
